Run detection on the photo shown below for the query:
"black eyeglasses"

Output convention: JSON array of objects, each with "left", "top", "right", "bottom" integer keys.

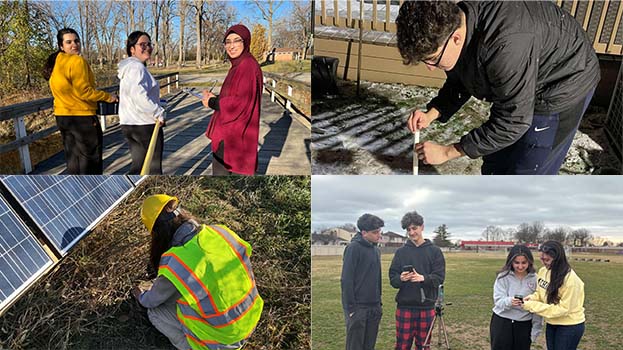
[
  {"left": 421, "top": 31, "right": 454, "bottom": 67},
  {"left": 136, "top": 42, "right": 152, "bottom": 49}
]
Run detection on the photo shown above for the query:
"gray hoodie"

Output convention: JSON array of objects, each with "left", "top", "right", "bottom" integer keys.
[{"left": 492, "top": 270, "right": 543, "bottom": 341}]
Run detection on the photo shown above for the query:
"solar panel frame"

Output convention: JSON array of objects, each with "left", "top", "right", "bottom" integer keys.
[
  {"left": 0, "top": 176, "right": 135, "bottom": 256},
  {"left": 0, "top": 194, "right": 53, "bottom": 314}
]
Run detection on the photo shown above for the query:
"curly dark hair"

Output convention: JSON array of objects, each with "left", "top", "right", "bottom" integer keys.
[
  {"left": 396, "top": 1, "right": 463, "bottom": 65},
  {"left": 497, "top": 245, "right": 536, "bottom": 279},
  {"left": 356, "top": 213, "right": 384, "bottom": 232},
  {"left": 540, "top": 240, "right": 571, "bottom": 305},
  {"left": 401, "top": 211, "right": 424, "bottom": 229}
]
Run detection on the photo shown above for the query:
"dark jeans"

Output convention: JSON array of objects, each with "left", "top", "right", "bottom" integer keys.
[
  {"left": 344, "top": 304, "right": 382, "bottom": 350},
  {"left": 482, "top": 89, "right": 595, "bottom": 175},
  {"left": 546, "top": 323, "right": 584, "bottom": 350},
  {"left": 489, "top": 313, "right": 532, "bottom": 350},
  {"left": 121, "top": 124, "right": 163, "bottom": 175},
  {"left": 56, "top": 116, "right": 103, "bottom": 174}
]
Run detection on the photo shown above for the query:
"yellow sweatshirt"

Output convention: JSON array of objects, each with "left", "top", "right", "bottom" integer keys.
[
  {"left": 523, "top": 266, "right": 585, "bottom": 325},
  {"left": 49, "top": 52, "right": 112, "bottom": 116}
]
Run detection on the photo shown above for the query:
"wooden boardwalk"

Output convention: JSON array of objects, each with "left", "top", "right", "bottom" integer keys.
[{"left": 32, "top": 90, "right": 311, "bottom": 175}]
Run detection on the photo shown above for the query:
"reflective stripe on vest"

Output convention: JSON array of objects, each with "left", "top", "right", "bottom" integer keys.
[{"left": 159, "top": 224, "right": 262, "bottom": 348}]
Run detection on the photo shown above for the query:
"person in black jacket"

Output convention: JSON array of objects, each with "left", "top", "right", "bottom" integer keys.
[
  {"left": 389, "top": 211, "right": 445, "bottom": 350},
  {"left": 341, "top": 213, "right": 384, "bottom": 350},
  {"left": 396, "top": 1, "right": 600, "bottom": 175}
]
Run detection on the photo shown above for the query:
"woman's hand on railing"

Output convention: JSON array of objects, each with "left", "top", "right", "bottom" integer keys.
[{"left": 109, "top": 93, "right": 119, "bottom": 103}]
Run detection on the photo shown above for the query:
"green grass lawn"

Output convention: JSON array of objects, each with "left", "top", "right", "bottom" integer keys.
[{"left": 312, "top": 252, "right": 623, "bottom": 350}]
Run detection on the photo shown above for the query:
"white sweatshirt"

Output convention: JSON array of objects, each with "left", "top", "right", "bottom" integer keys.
[{"left": 117, "top": 57, "right": 164, "bottom": 125}]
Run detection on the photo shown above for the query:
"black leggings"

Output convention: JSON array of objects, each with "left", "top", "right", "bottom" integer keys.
[
  {"left": 121, "top": 124, "right": 163, "bottom": 175},
  {"left": 55, "top": 116, "right": 103, "bottom": 174}
]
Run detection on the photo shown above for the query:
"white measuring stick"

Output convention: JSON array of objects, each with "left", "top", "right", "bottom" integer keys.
[{"left": 413, "top": 129, "right": 420, "bottom": 175}]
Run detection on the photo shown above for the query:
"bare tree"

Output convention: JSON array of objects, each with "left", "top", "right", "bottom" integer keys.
[
  {"left": 192, "top": 0, "right": 204, "bottom": 67},
  {"left": 177, "top": 0, "right": 190, "bottom": 67},
  {"left": 543, "top": 226, "right": 569, "bottom": 243},
  {"left": 570, "top": 228, "right": 592, "bottom": 247},
  {"left": 481, "top": 225, "right": 506, "bottom": 241},
  {"left": 515, "top": 221, "right": 544, "bottom": 243},
  {"left": 252, "top": 0, "right": 283, "bottom": 50}
]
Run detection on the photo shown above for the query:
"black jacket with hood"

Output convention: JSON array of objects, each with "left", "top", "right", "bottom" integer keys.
[
  {"left": 389, "top": 239, "right": 445, "bottom": 309},
  {"left": 341, "top": 232, "right": 382, "bottom": 314},
  {"left": 427, "top": 1, "right": 600, "bottom": 159}
]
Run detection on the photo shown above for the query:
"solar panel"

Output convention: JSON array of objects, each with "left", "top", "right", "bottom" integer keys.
[
  {"left": 127, "top": 175, "right": 147, "bottom": 186},
  {"left": 0, "top": 194, "right": 53, "bottom": 313},
  {"left": 0, "top": 176, "right": 134, "bottom": 255}
]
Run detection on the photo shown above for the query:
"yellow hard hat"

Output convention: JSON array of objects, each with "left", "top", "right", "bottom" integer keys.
[{"left": 141, "top": 194, "right": 178, "bottom": 233}]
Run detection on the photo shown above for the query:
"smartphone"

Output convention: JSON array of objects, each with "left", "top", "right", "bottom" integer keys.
[
  {"left": 402, "top": 265, "right": 414, "bottom": 273},
  {"left": 514, "top": 295, "right": 524, "bottom": 302}
]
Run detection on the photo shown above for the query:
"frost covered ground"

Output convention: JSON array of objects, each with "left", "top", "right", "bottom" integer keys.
[{"left": 312, "top": 80, "right": 621, "bottom": 175}]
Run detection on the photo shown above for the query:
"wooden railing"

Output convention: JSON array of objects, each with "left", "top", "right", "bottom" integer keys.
[
  {"left": 262, "top": 75, "right": 311, "bottom": 129},
  {"left": 315, "top": 0, "right": 623, "bottom": 55},
  {"left": 0, "top": 72, "right": 179, "bottom": 174}
]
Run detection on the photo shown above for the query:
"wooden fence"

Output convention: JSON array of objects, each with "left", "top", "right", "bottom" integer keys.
[
  {"left": 316, "top": 0, "right": 623, "bottom": 55},
  {"left": 0, "top": 72, "right": 179, "bottom": 174}
]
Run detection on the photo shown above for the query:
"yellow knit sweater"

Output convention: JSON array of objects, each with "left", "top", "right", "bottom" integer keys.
[
  {"left": 49, "top": 52, "right": 112, "bottom": 116},
  {"left": 523, "top": 267, "right": 585, "bottom": 325}
]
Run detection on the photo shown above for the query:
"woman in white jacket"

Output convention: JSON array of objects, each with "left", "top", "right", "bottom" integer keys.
[{"left": 118, "top": 31, "right": 165, "bottom": 174}]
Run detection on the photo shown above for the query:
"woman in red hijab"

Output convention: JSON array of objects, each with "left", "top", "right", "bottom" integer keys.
[{"left": 202, "top": 24, "right": 263, "bottom": 175}]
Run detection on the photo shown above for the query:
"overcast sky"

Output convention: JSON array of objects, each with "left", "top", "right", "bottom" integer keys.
[{"left": 312, "top": 176, "right": 623, "bottom": 243}]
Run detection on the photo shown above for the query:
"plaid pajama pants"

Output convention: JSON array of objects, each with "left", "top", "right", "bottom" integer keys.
[{"left": 395, "top": 308, "right": 435, "bottom": 350}]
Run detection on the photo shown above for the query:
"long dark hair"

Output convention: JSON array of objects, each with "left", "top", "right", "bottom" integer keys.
[
  {"left": 43, "top": 28, "right": 79, "bottom": 80},
  {"left": 540, "top": 240, "right": 571, "bottom": 304},
  {"left": 149, "top": 200, "right": 195, "bottom": 273},
  {"left": 496, "top": 244, "right": 535, "bottom": 279},
  {"left": 126, "top": 31, "right": 151, "bottom": 57}
]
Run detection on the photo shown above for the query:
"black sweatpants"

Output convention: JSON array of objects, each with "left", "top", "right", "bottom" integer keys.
[
  {"left": 55, "top": 116, "right": 103, "bottom": 175},
  {"left": 481, "top": 89, "right": 595, "bottom": 175},
  {"left": 344, "top": 304, "right": 382, "bottom": 350},
  {"left": 121, "top": 124, "right": 163, "bottom": 175},
  {"left": 490, "top": 313, "right": 532, "bottom": 350}
]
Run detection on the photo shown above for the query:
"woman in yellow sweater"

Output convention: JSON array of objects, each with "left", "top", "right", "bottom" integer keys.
[
  {"left": 522, "top": 240, "right": 585, "bottom": 350},
  {"left": 43, "top": 28, "right": 117, "bottom": 174}
]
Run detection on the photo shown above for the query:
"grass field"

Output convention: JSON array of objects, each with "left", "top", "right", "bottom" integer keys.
[{"left": 312, "top": 251, "right": 623, "bottom": 350}]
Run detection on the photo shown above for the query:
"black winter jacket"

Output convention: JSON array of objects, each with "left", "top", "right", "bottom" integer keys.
[
  {"left": 427, "top": 1, "right": 601, "bottom": 159},
  {"left": 389, "top": 239, "right": 445, "bottom": 309},
  {"left": 341, "top": 232, "right": 382, "bottom": 314}
]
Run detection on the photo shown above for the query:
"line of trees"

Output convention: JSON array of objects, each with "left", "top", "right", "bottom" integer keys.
[
  {"left": 481, "top": 221, "right": 595, "bottom": 247},
  {"left": 0, "top": 0, "right": 311, "bottom": 99}
]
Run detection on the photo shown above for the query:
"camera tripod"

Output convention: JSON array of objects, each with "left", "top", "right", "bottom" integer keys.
[{"left": 423, "top": 302, "right": 450, "bottom": 349}]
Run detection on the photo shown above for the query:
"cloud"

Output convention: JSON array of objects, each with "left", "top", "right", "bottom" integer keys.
[{"left": 312, "top": 175, "right": 623, "bottom": 242}]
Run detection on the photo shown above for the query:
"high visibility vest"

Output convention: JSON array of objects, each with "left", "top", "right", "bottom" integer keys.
[{"left": 159, "top": 224, "right": 264, "bottom": 350}]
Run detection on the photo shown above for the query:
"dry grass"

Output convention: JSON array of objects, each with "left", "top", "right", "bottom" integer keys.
[{"left": 0, "top": 176, "right": 310, "bottom": 350}]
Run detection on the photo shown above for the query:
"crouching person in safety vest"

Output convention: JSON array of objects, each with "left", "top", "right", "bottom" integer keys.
[{"left": 132, "top": 194, "right": 264, "bottom": 350}]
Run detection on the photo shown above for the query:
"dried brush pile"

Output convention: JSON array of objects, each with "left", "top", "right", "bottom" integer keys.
[{"left": 0, "top": 176, "right": 311, "bottom": 350}]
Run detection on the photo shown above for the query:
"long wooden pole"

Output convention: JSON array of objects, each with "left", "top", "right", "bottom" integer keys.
[{"left": 140, "top": 122, "right": 161, "bottom": 175}]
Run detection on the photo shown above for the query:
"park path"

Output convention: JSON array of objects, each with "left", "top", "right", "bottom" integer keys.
[{"left": 33, "top": 84, "right": 310, "bottom": 175}]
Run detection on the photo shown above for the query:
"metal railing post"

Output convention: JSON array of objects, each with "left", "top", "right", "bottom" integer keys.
[
  {"left": 167, "top": 76, "right": 171, "bottom": 94},
  {"left": 14, "top": 116, "right": 32, "bottom": 173},
  {"left": 175, "top": 74, "right": 179, "bottom": 89}
]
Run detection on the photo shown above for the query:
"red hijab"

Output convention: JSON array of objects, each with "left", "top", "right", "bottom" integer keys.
[{"left": 206, "top": 24, "right": 263, "bottom": 175}]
